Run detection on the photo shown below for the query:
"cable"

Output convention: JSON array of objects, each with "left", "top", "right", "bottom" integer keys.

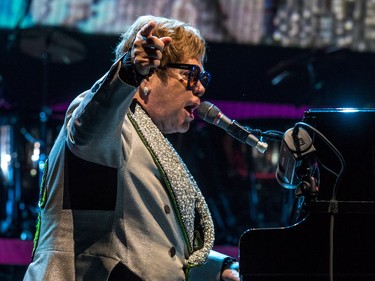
[
  {"left": 318, "top": 159, "right": 339, "bottom": 178},
  {"left": 293, "top": 122, "right": 346, "bottom": 281},
  {"left": 243, "top": 126, "right": 284, "bottom": 142},
  {"left": 293, "top": 122, "right": 345, "bottom": 199}
]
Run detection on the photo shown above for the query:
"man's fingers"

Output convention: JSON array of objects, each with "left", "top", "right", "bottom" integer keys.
[
  {"left": 140, "top": 21, "right": 156, "bottom": 38},
  {"left": 132, "top": 22, "right": 173, "bottom": 75},
  {"left": 160, "top": 37, "right": 172, "bottom": 49},
  {"left": 141, "top": 36, "right": 171, "bottom": 52},
  {"left": 139, "top": 21, "right": 172, "bottom": 52}
]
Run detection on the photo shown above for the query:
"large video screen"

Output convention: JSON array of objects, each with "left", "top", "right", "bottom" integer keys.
[{"left": 1, "top": 0, "right": 375, "bottom": 52}]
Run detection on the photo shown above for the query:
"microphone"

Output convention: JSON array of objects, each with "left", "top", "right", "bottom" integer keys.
[
  {"left": 196, "top": 101, "right": 268, "bottom": 153},
  {"left": 275, "top": 126, "right": 316, "bottom": 189}
]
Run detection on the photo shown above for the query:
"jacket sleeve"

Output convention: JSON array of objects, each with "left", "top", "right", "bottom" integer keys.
[
  {"left": 65, "top": 56, "right": 136, "bottom": 168},
  {"left": 188, "top": 250, "right": 233, "bottom": 281}
]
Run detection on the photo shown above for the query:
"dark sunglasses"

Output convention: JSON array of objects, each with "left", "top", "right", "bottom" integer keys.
[{"left": 166, "top": 63, "right": 211, "bottom": 90}]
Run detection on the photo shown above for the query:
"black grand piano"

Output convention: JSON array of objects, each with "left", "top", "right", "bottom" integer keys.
[{"left": 239, "top": 108, "right": 375, "bottom": 280}]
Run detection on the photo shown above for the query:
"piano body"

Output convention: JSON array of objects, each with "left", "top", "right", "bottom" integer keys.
[{"left": 239, "top": 108, "right": 375, "bottom": 280}]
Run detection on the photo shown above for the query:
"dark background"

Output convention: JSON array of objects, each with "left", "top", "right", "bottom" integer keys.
[
  {"left": 1, "top": 19, "right": 375, "bottom": 281},
  {"left": 1, "top": 27, "right": 375, "bottom": 243},
  {"left": 2, "top": 27, "right": 375, "bottom": 113}
]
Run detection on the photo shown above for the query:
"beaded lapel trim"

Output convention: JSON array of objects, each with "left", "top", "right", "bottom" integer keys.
[{"left": 128, "top": 103, "right": 214, "bottom": 266}]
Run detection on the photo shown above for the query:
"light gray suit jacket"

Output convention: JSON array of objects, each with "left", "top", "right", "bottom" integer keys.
[{"left": 23, "top": 58, "right": 231, "bottom": 281}]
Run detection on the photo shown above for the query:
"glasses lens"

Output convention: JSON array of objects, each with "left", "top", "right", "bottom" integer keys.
[
  {"left": 188, "top": 66, "right": 200, "bottom": 90},
  {"left": 166, "top": 64, "right": 211, "bottom": 90},
  {"left": 199, "top": 72, "right": 211, "bottom": 89}
]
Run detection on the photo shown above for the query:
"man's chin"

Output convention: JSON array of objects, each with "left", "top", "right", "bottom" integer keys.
[
  {"left": 178, "top": 122, "right": 190, "bottom": 133},
  {"left": 171, "top": 123, "right": 190, "bottom": 134},
  {"left": 162, "top": 121, "right": 190, "bottom": 134}
]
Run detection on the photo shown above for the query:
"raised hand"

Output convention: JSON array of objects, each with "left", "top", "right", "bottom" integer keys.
[{"left": 131, "top": 21, "right": 172, "bottom": 76}]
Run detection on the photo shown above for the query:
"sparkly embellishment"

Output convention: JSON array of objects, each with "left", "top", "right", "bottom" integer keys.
[{"left": 128, "top": 104, "right": 214, "bottom": 266}]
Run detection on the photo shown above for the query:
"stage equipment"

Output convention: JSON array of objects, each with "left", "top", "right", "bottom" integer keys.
[
  {"left": 17, "top": 26, "right": 86, "bottom": 185},
  {"left": 240, "top": 108, "right": 375, "bottom": 281},
  {"left": 18, "top": 26, "right": 86, "bottom": 65},
  {"left": 197, "top": 101, "right": 268, "bottom": 153},
  {"left": 0, "top": 24, "right": 86, "bottom": 238}
]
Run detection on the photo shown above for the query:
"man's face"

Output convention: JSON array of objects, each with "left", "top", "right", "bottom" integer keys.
[{"left": 144, "top": 58, "right": 208, "bottom": 134}]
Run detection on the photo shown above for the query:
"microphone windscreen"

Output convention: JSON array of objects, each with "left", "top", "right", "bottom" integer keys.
[{"left": 196, "top": 101, "right": 220, "bottom": 123}]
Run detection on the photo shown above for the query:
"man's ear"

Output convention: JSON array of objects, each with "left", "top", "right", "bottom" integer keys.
[{"left": 140, "top": 79, "right": 151, "bottom": 97}]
